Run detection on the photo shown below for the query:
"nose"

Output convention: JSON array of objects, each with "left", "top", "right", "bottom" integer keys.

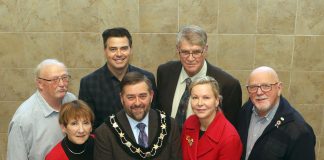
[
  {"left": 78, "top": 124, "right": 85, "bottom": 133},
  {"left": 256, "top": 87, "right": 264, "bottom": 95},
  {"left": 197, "top": 98, "right": 203, "bottom": 106},
  {"left": 135, "top": 97, "right": 141, "bottom": 105}
]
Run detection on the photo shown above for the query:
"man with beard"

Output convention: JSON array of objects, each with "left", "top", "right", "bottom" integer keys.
[
  {"left": 236, "top": 66, "right": 316, "bottom": 160},
  {"left": 7, "top": 59, "right": 77, "bottom": 160},
  {"left": 79, "top": 27, "right": 157, "bottom": 130},
  {"left": 94, "top": 72, "right": 181, "bottom": 160}
]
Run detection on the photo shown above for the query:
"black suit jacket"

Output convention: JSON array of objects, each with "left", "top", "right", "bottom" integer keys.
[
  {"left": 79, "top": 63, "right": 158, "bottom": 129},
  {"left": 236, "top": 96, "right": 316, "bottom": 160},
  {"left": 157, "top": 60, "right": 242, "bottom": 125},
  {"left": 94, "top": 109, "right": 182, "bottom": 160}
]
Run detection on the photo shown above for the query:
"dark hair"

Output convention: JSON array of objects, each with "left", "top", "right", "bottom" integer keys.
[
  {"left": 102, "top": 27, "right": 132, "bottom": 48},
  {"left": 59, "top": 100, "right": 95, "bottom": 127},
  {"left": 120, "top": 72, "right": 152, "bottom": 93}
]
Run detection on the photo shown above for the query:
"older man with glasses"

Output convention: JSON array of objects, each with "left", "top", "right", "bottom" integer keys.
[
  {"left": 7, "top": 59, "right": 76, "bottom": 160},
  {"left": 157, "top": 25, "right": 242, "bottom": 129},
  {"left": 236, "top": 66, "right": 316, "bottom": 160}
]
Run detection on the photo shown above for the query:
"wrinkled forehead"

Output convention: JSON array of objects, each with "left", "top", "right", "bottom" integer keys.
[
  {"left": 39, "top": 64, "right": 67, "bottom": 77},
  {"left": 248, "top": 69, "right": 279, "bottom": 85}
]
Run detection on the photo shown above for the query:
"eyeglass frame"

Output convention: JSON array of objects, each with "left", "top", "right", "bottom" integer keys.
[
  {"left": 178, "top": 47, "right": 205, "bottom": 58},
  {"left": 246, "top": 82, "right": 279, "bottom": 93},
  {"left": 38, "top": 75, "right": 71, "bottom": 84}
]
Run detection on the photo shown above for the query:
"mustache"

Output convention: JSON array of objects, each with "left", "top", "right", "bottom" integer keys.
[{"left": 130, "top": 104, "right": 145, "bottom": 109}]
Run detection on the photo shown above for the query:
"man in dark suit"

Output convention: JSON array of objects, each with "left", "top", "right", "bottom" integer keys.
[
  {"left": 79, "top": 27, "right": 157, "bottom": 129},
  {"left": 157, "top": 25, "right": 242, "bottom": 126},
  {"left": 236, "top": 66, "right": 315, "bottom": 160},
  {"left": 94, "top": 72, "right": 181, "bottom": 160}
]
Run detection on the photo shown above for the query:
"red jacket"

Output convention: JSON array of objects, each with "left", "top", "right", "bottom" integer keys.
[
  {"left": 181, "top": 111, "right": 242, "bottom": 160},
  {"left": 45, "top": 141, "right": 69, "bottom": 160}
]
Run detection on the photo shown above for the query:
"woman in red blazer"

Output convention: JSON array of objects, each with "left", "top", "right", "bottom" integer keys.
[
  {"left": 46, "top": 100, "right": 95, "bottom": 160},
  {"left": 181, "top": 76, "right": 242, "bottom": 160}
]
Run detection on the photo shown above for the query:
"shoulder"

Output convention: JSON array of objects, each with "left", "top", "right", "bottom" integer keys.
[
  {"left": 206, "top": 61, "right": 240, "bottom": 85},
  {"left": 10, "top": 93, "right": 40, "bottom": 125},
  {"left": 81, "top": 65, "right": 106, "bottom": 81},
  {"left": 45, "top": 141, "right": 67, "bottom": 160},
  {"left": 158, "top": 61, "right": 181, "bottom": 70},
  {"left": 129, "top": 65, "right": 155, "bottom": 78},
  {"left": 63, "top": 92, "right": 77, "bottom": 102}
]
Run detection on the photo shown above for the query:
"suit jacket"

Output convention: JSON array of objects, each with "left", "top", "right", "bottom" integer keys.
[
  {"left": 94, "top": 109, "right": 182, "bottom": 160},
  {"left": 181, "top": 111, "right": 242, "bottom": 160},
  {"left": 157, "top": 60, "right": 242, "bottom": 125},
  {"left": 79, "top": 63, "right": 158, "bottom": 129},
  {"left": 236, "top": 96, "right": 316, "bottom": 160}
]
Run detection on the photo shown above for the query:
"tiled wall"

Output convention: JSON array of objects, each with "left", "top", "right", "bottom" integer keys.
[{"left": 1, "top": 0, "right": 324, "bottom": 159}]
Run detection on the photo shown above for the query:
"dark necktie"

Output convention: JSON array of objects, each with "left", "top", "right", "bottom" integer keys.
[
  {"left": 136, "top": 123, "right": 148, "bottom": 148},
  {"left": 175, "top": 78, "right": 191, "bottom": 131}
]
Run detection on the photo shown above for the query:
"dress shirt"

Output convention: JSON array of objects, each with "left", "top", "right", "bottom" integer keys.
[
  {"left": 171, "top": 60, "right": 207, "bottom": 118},
  {"left": 126, "top": 113, "right": 149, "bottom": 144},
  {"left": 7, "top": 91, "right": 76, "bottom": 160},
  {"left": 245, "top": 101, "right": 279, "bottom": 160}
]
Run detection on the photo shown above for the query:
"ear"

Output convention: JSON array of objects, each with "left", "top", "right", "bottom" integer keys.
[
  {"left": 204, "top": 44, "right": 209, "bottom": 52},
  {"left": 36, "top": 79, "right": 44, "bottom": 90},
  {"left": 60, "top": 124, "right": 67, "bottom": 133},
  {"left": 150, "top": 90, "right": 154, "bottom": 103},
  {"left": 277, "top": 82, "right": 283, "bottom": 96},
  {"left": 120, "top": 92, "right": 124, "bottom": 106}
]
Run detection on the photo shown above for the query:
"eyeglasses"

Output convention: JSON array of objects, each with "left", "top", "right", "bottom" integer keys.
[
  {"left": 179, "top": 48, "right": 204, "bottom": 58},
  {"left": 38, "top": 75, "right": 71, "bottom": 84},
  {"left": 246, "top": 82, "right": 279, "bottom": 93}
]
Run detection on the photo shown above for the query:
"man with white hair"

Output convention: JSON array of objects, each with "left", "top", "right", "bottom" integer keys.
[
  {"left": 7, "top": 59, "right": 77, "bottom": 160},
  {"left": 236, "top": 66, "right": 316, "bottom": 160}
]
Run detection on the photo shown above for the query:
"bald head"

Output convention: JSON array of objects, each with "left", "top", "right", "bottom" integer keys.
[{"left": 248, "top": 66, "right": 279, "bottom": 85}]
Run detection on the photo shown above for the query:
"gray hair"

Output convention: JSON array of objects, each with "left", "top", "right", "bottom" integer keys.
[
  {"left": 176, "top": 25, "right": 207, "bottom": 47},
  {"left": 34, "top": 59, "right": 66, "bottom": 78}
]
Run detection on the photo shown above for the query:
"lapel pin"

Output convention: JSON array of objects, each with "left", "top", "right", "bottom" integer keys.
[
  {"left": 275, "top": 117, "right": 285, "bottom": 128},
  {"left": 186, "top": 135, "right": 194, "bottom": 147}
]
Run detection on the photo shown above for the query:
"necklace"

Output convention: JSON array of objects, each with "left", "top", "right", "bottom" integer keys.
[{"left": 64, "top": 140, "right": 86, "bottom": 155}]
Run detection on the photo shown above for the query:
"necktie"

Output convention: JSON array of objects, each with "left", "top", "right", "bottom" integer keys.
[
  {"left": 136, "top": 123, "right": 148, "bottom": 148},
  {"left": 175, "top": 78, "right": 191, "bottom": 131}
]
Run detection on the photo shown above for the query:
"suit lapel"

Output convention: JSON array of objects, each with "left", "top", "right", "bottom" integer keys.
[
  {"left": 165, "top": 62, "right": 182, "bottom": 115},
  {"left": 184, "top": 125, "right": 199, "bottom": 160},
  {"left": 148, "top": 109, "right": 158, "bottom": 145},
  {"left": 117, "top": 110, "right": 137, "bottom": 142}
]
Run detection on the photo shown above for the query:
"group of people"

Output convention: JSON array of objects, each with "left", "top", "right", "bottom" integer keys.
[{"left": 7, "top": 25, "right": 316, "bottom": 160}]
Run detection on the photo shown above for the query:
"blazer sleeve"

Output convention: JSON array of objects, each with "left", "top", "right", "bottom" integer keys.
[
  {"left": 218, "top": 135, "right": 243, "bottom": 160},
  {"left": 170, "top": 119, "right": 182, "bottom": 160},
  {"left": 286, "top": 128, "right": 316, "bottom": 160},
  {"left": 221, "top": 79, "right": 242, "bottom": 126},
  {"left": 94, "top": 126, "right": 113, "bottom": 160}
]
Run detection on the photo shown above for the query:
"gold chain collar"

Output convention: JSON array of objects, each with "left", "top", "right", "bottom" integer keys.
[{"left": 109, "top": 110, "right": 168, "bottom": 159}]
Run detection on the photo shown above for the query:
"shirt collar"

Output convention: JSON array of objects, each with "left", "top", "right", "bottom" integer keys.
[
  {"left": 105, "top": 63, "right": 131, "bottom": 79},
  {"left": 179, "top": 60, "right": 207, "bottom": 84},
  {"left": 126, "top": 112, "right": 149, "bottom": 131},
  {"left": 36, "top": 90, "right": 59, "bottom": 118},
  {"left": 252, "top": 100, "right": 280, "bottom": 121}
]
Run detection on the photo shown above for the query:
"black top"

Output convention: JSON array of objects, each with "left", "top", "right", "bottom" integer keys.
[
  {"left": 62, "top": 136, "right": 94, "bottom": 160},
  {"left": 199, "top": 130, "right": 205, "bottom": 139},
  {"left": 79, "top": 64, "right": 158, "bottom": 129}
]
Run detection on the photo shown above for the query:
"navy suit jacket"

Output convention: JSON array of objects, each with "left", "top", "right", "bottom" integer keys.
[
  {"left": 236, "top": 96, "right": 316, "bottom": 160},
  {"left": 79, "top": 63, "right": 158, "bottom": 129},
  {"left": 157, "top": 60, "right": 242, "bottom": 125}
]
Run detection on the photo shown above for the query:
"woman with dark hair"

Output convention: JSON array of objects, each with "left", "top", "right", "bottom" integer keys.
[
  {"left": 46, "top": 100, "right": 95, "bottom": 160},
  {"left": 181, "top": 76, "right": 242, "bottom": 160}
]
